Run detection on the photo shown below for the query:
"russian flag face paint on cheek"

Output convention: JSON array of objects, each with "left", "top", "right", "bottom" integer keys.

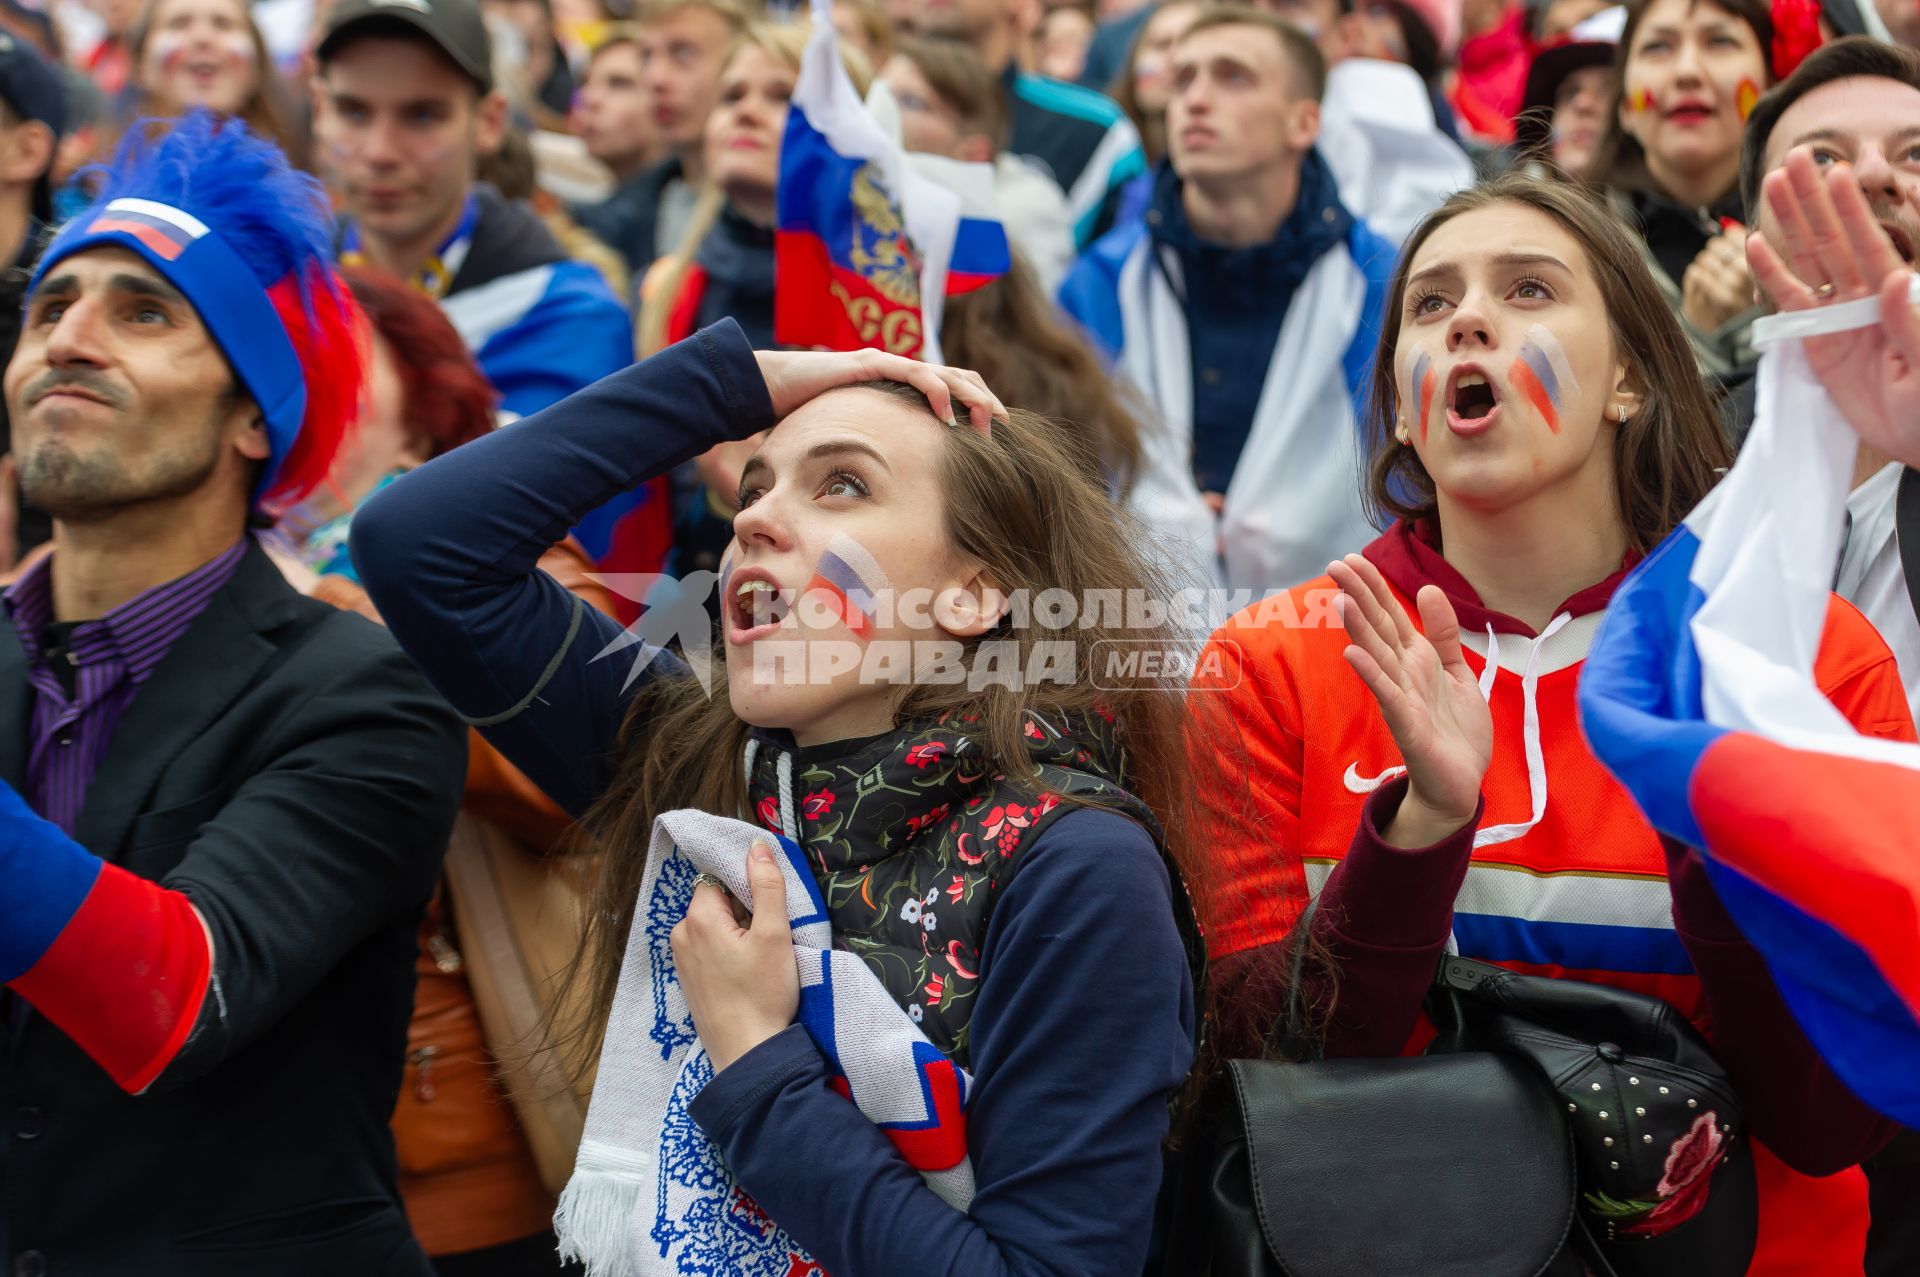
[
  {"left": 1409, "top": 349, "right": 1437, "bottom": 443},
  {"left": 806, "top": 532, "right": 891, "bottom": 641},
  {"left": 1510, "top": 325, "right": 1578, "bottom": 435}
]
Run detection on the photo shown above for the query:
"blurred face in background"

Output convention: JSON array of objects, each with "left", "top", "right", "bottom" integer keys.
[
  {"left": 1130, "top": 1, "right": 1200, "bottom": 117},
  {"left": 639, "top": 4, "right": 733, "bottom": 158},
  {"left": 881, "top": 54, "right": 994, "bottom": 162},
  {"left": 140, "top": 0, "right": 261, "bottom": 117},
  {"left": 95, "top": 0, "right": 146, "bottom": 38},
  {"left": 1876, "top": 0, "right": 1920, "bottom": 49},
  {"left": 575, "top": 39, "right": 654, "bottom": 176},
  {"left": 706, "top": 43, "right": 793, "bottom": 216},
  {"left": 1036, "top": 5, "right": 1093, "bottom": 81},
  {"left": 1553, "top": 64, "right": 1612, "bottom": 173},
  {"left": 1617, "top": 0, "right": 1766, "bottom": 189},
  {"left": 488, "top": 0, "right": 554, "bottom": 58}
]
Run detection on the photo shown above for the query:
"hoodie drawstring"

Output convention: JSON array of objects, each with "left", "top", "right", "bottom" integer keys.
[
  {"left": 1472, "top": 612, "right": 1572, "bottom": 849},
  {"left": 742, "top": 738, "right": 800, "bottom": 842}
]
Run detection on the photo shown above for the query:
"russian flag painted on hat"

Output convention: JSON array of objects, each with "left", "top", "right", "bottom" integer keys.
[
  {"left": 1579, "top": 306, "right": 1920, "bottom": 1128},
  {"left": 774, "top": 0, "right": 1010, "bottom": 362}
]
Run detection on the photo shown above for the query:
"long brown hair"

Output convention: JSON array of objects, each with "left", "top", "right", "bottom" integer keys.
[
  {"left": 559, "top": 385, "right": 1207, "bottom": 1066},
  {"left": 939, "top": 255, "right": 1149, "bottom": 491},
  {"left": 1364, "top": 174, "right": 1732, "bottom": 551},
  {"left": 1584, "top": 0, "right": 1774, "bottom": 198},
  {"left": 129, "top": 0, "right": 302, "bottom": 166}
]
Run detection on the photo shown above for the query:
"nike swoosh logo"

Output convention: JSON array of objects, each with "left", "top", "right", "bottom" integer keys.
[{"left": 1342, "top": 762, "right": 1408, "bottom": 793}]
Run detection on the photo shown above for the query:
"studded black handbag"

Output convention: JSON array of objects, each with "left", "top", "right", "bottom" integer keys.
[
  {"left": 1161, "top": 915, "right": 1757, "bottom": 1276},
  {"left": 1427, "top": 955, "right": 1758, "bottom": 1277}
]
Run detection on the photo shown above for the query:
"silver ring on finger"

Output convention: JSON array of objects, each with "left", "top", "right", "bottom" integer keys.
[
  {"left": 1814, "top": 282, "right": 1837, "bottom": 297},
  {"left": 693, "top": 872, "right": 728, "bottom": 893}
]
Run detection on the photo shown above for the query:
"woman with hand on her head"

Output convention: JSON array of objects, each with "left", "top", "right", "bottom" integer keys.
[
  {"left": 1586, "top": 0, "right": 1775, "bottom": 377},
  {"left": 1191, "top": 174, "right": 1907, "bottom": 1275},
  {"left": 350, "top": 318, "right": 1201, "bottom": 1276}
]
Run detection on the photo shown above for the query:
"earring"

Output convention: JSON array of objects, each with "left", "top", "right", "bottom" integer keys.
[
  {"left": 1394, "top": 422, "right": 1411, "bottom": 445},
  {"left": 1614, "top": 404, "right": 1631, "bottom": 424}
]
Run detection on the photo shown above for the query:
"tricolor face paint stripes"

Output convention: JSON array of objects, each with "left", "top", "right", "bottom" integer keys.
[
  {"left": 1510, "top": 325, "right": 1578, "bottom": 435},
  {"left": 1409, "top": 349, "right": 1438, "bottom": 443},
  {"left": 806, "top": 532, "right": 891, "bottom": 641}
]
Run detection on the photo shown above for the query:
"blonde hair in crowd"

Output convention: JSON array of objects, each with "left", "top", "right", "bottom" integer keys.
[{"left": 635, "top": 20, "right": 873, "bottom": 357}]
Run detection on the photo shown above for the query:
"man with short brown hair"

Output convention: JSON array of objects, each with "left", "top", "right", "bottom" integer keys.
[
  {"left": 574, "top": 0, "right": 748, "bottom": 274},
  {"left": 1061, "top": 5, "right": 1395, "bottom": 595}
]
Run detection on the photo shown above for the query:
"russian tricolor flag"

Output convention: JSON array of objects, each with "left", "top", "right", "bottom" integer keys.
[
  {"left": 774, "top": 0, "right": 1011, "bottom": 361},
  {"left": 1580, "top": 316, "right": 1920, "bottom": 1127}
]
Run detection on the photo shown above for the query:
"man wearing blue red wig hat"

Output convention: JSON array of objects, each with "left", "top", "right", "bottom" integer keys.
[{"left": 0, "top": 110, "right": 466, "bottom": 1274}]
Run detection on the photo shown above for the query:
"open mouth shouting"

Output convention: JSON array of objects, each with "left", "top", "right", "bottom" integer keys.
[
  {"left": 1447, "top": 365, "right": 1502, "bottom": 437},
  {"left": 727, "top": 569, "right": 792, "bottom": 645}
]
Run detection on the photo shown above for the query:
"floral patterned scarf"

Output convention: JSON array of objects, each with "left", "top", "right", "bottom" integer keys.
[{"left": 743, "top": 709, "right": 1153, "bottom": 1068}]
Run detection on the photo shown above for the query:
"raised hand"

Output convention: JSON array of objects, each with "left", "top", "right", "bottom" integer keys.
[
  {"left": 753, "top": 348, "right": 1006, "bottom": 435},
  {"left": 1330, "top": 554, "right": 1491, "bottom": 848},
  {"left": 1747, "top": 148, "right": 1920, "bottom": 468},
  {"left": 1682, "top": 224, "right": 1754, "bottom": 335}
]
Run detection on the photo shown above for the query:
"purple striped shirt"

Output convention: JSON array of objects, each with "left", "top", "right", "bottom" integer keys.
[{"left": 5, "top": 538, "right": 248, "bottom": 835}]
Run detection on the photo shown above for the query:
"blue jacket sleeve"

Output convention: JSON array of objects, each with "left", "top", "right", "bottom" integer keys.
[
  {"left": 688, "top": 807, "right": 1196, "bottom": 1277},
  {"left": 352, "top": 319, "right": 776, "bottom": 816}
]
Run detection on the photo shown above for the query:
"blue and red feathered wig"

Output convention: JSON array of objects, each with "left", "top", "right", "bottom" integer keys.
[{"left": 27, "top": 110, "right": 363, "bottom": 511}]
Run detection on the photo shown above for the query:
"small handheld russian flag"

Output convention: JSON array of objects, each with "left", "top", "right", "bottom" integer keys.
[
  {"left": 774, "top": 0, "right": 1011, "bottom": 361},
  {"left": 1579, "top": 289, "right": 1920, "bottom": 1127}
]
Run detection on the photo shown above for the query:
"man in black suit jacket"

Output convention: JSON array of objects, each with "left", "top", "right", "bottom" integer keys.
[{"left": 0, "top": 115, "right": 465, "bottom": 1274}]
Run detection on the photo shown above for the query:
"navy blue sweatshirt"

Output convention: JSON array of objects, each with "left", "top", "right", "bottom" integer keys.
[{"left": 351, "top": 320, "right": 1196, "bottom": 1277}]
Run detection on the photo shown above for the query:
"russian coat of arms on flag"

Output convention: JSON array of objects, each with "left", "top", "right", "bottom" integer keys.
[{"left": 774, "top": 0, "right": 1010, "bottom": 360}]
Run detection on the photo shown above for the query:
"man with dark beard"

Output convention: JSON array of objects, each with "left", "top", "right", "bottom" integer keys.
[
  {"left": 0, "top": 111, "right": 464, "bottom": 1274},
  {"left": 1740, "top": 37, "right": 1920, "bottom": 1277}
]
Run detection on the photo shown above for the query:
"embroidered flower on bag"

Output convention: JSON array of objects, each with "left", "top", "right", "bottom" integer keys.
[
  {"left": 926, "top": 974, "right": 946, "bottom": 1006},
  {"left": 946, "top": 940, "right": 978, "bottom": 978},
  {"left": 803, "top": 789, "right": 835, "bottom": 819},
  {"left": 1587, "top": 1111, "right": 1728, "bottom": 1238},
  {"left": 923, "top": 913, "right": 938, "bottom": 933},
  {"left": 900, "top": 897, "right": 924, "bottom": 925},
  {"left": 1629, "top": 1112, "right": 1726, "bottom": 1235},
  {"left": 756, "top": 795, "right": 781, "bottom": 831},
  {"left": 946, "top": 875, "right": 965, "bottom": 904},
  {"left": 909, "top": 1003, "right": 924, "bottom": 1022}
]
